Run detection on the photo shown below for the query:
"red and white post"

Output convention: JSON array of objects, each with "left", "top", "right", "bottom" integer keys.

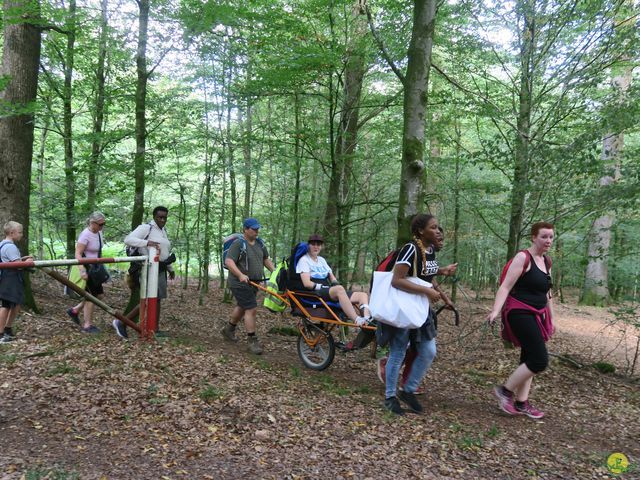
[{"left": 139, "top": 246, "right": 159, "bottom": 339}]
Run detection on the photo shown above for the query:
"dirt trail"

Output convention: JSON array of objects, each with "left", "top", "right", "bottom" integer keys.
[{"left": 0, "top": 277, "right": 638, "bottom": 479}]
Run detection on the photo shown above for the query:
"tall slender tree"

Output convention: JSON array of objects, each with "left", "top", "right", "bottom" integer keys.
[
  {"left": 87, "top": 0, "right": 109, "bottom": 213},
  {"left": 396, "top": 0, "right": 438, "bottom": 246},
  {"left": 132, "top": 0, "right": 150, "bottom": 229},
  {"left": 0, "top": 0, "right": 42, "bottom": 310}
]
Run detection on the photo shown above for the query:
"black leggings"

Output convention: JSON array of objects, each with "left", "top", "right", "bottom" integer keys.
[{"left": 507, "top": 310, "right": 549, "bottom": 373}]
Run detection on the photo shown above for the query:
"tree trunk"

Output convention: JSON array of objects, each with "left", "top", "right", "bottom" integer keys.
[
  {"left": 63, "top": 0, "right": 77, "bottom": 259},
  {"left": 36, "top": 116, "right": 49, "bottom": 260},
  {"left": 451, "top": 121, "right": 461, "bottom": 302},
  {"left": 87, "top": 0, "right": 109, "bottom": 213},
  {"left": 199, "top": 74, "right": 214, "bottom": 305},
  {"left": 581, "top": 66, "right": 632, "bottom": 306},
  {"left": 291, "top": 93, "right": 302, "bottom": 245},
  {"left": 323, "top": 0, "right": 367, "bottom": 276},
  {"left": 0, "top": 0, "right": 42, "bottom": 311},
  {"left": 506, "top": 0, "right": 535, "bottom": 261},
  {"left": 132, "top": 0, "right": 149, "bottom": 230},
  {"left": 242, "top": 76, "right": 252, "bottom": 219},
  {"left": 396, "top": 0, "right": 437, "bottom": 247}
]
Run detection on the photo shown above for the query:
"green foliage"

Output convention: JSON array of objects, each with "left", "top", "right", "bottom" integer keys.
[
  {"left": 592, "top": 362, "right": 616, "bottom": 374},
  {"left": 22, "top": 0, "right": 640, "bottom": 299},
  {"left": 44, "top": 362, "right": 78, "bottom": 377},
  {"left": 198, "top": 384, "right": 224, "bottom": 401},
  {"left": 25, "top": 468, "right": 79, "bottom": 480}
]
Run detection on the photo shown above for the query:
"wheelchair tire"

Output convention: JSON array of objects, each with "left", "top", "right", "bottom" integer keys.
[{"left": 297, "top": 324, "right": 335, "bottom": 371}]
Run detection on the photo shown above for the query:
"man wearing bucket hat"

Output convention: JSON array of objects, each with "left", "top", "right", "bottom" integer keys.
[{"left": 222, "top": 217, "right": 274, "bottom": 354}]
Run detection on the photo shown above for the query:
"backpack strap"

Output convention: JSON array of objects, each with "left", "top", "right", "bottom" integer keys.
[
  {"left": 519, "top": 250, "right": 532, "bottom": 277},
  {"left": 145, "top": 223, "right": 153, "bottom": 241},
  {"left": 236, "top": 237, "right": 249, "bottom": 271}
]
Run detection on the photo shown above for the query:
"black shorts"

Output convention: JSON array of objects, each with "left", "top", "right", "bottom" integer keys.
[
  {"left": 230, "top": 283, "right": 258, "bottom": 310},
  {"left": 86, "top": 277, "right": 104, "bottom": 296},
  {"left": 1, "top": 299, "right": 16, "bottom": 309}
]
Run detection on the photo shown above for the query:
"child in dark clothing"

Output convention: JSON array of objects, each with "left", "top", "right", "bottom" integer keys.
[{"left": 0, "top": 221, "right": 33, "bottom": 343}]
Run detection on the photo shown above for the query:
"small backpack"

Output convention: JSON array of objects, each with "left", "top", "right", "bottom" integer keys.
[
  {"left": 126, "top": 223, "right": 153, "bottom": 257},
  {"left": 285, "top": 242, "right": 310, "bottom": 291},
  {"left": 499, "top": 250, "right": 552, "bottom": 287},
  {"left": 222, "top": 233, "right": 265, "bottom": 270},
  {"left": 263, "top": 258, "right": 288, "bottom": 313},
  {"left": 369, "top": 243, "right": 418, "bottom": 291}
]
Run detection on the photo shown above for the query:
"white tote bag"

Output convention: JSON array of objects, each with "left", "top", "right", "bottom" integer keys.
[{"left": 369, "top": 271, "right": 431, "bottom": 329}]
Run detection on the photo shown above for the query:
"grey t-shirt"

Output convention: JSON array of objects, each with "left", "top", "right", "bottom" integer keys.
[{"left": 227, "top": 238, "right": 269, "bottom": 287}]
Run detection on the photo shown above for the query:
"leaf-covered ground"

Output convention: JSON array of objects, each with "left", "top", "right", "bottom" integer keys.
[{"left": 1, "top": 277, "right": 638, "bottom": 479}]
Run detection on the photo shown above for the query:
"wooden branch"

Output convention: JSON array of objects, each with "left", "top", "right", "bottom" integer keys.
[{"left": 365, "top": 5, "right": 405, "bottom": 86}]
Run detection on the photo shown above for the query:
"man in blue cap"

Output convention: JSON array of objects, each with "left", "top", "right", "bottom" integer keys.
[{"left": 222, "top": 218, "right": 274, "bottom": 354}]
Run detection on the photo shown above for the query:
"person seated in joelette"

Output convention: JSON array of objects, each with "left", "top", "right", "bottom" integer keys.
[{"left": 295, "top": 234, "right": 370, "bottom": 326}]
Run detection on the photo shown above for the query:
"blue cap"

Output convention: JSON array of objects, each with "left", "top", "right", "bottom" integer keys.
[{"left": 243, "top": 217, "right": 262, "bottom": 230}]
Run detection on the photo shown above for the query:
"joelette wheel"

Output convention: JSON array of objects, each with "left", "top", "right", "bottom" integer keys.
[{"left": 297, "top": 322, "right": 335, "bottom": 370}]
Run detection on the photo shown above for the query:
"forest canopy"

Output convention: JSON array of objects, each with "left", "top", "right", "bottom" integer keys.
[{"left": 0, "top": 0, "right": 638, "bottom": 306}]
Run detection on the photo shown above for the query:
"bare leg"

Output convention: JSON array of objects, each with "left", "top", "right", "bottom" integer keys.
[
  {"left": 83, "top": 301, "right": 94, "bottom": 329},
  {"left": 515, "top": 376, "right": 534, "bottom": 402},
  {"left": 328, "top": 285, "right": 359, "bottom": 321},
  {"left": 504, "top": 363, "right": 535, "bottom": 401},
  {"left": 0, "top": 308, "right": 9, "bottom": 332},
  {"left": 349, "top": 292, "right": 370, "bottom": 317},
  {"left": 82, "top": 294, "right": 104, "bottom": 329},
  {"left": 5, "top": 305, "right": 20, "bottom": 328},
  {"left": 230, "top": 306, "right": 245, "bottom": 326},
  {"left": 243, "top": 308, "right": 257, "bottom": 334}
]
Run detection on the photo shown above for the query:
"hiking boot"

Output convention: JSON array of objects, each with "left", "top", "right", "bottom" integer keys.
[
  {"left": 383, "top": 397, "right": 404, "bottom": 416},
  {"left": 493, "top": 385, "right": 521, "bottom": 416},
  {"left": 67, "top": 308, "right": 80, "bottom": 325},
  {"left": 221, "top": 323, "right": 238, "bottom": 342},
  {"left": 81, "top": 325, "right": 100, "bottom": 334},
  {"left": 2, "top": 328, "right": 15, "bottom": 341},
  {"left": 515, "top": 401, "right": 545, "bottom": 419},
  {"left": 0, "top": 334, "right": 13, "bottom": 344},
  {"left": 112, "top": 320, "right": 128, "bottom": 339},
  {"left": 398, "top": 390, "right": 423, "bottom": 413},
  {"left": 377, "top": 356, "right": 387, "bottom": 384},
  {"left": 247, "top": 336, "right": 263, "bottom": 355}
]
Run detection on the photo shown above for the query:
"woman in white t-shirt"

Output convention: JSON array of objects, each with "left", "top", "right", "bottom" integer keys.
[{"left": 296, "top": 234, "right": 370, "bottom": 326}]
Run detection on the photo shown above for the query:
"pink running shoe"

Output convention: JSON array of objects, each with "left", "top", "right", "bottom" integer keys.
[
  {"left": 493, "top": 386, "right": 521, "bottom": 416},
  {"left": 515, "top": 401, "right": 544, "bottom": 419},
  {"left": 377, "top": 356, "right": 387, "bottom": 384}
]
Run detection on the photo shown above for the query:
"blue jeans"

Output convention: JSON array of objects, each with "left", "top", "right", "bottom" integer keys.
[{"left": 385, "top": 328, "right": 437, "bottom": 398}]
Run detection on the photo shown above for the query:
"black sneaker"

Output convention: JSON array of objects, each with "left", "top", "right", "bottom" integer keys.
[
  {"left": 112, "top": 320, "right": 128, "bottom": 339},
  {"left": 384, "top": 396, "right": 404, "bottom": 416},
  {"left": 0, "top": 334, "right": 13, "bottom": 344},
  {"left": 67, "top": 308, "right": 81, "bottom": 325},
  {"left": 3, "top": 328, "right": 15, "bottom": 340},
  {"left": 398, "top": 390, "right": 423, "bottom": 413}
]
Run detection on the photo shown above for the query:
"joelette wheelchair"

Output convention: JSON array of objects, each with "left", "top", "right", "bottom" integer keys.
[{"left": 252, "top": 241, "right": 375, "bottom": 370}]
